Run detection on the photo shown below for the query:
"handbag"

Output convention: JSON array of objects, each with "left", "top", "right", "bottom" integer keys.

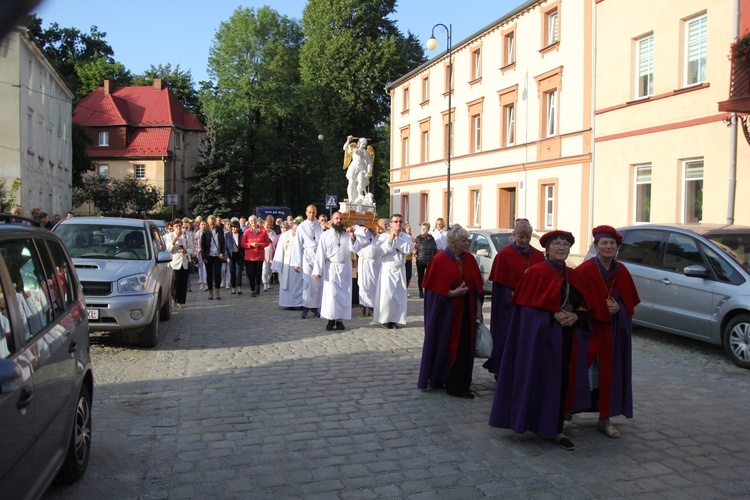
[
  {"left": 475, "top": 321, "right": 493, "bottom": 358},
  {"left": 188, "top": 255, "right": 199, "bottom": 273}
]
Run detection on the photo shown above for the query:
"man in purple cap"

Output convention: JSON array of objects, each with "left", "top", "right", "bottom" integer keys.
[{"left": 575, "top": 225, "right": 640, "bottom": 439}]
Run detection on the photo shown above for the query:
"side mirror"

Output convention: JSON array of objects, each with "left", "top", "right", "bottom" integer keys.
[
  {"left": 157, "top": 250, "right": 174, "bottom": 264},
  {"left": 476, "top": 249, "right": 490, "bottom": 257},
  {"left": 683, "top": 264, "right": 709, "bottom": 278}
]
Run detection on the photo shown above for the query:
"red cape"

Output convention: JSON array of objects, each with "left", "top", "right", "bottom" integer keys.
[
  {"left": 512, "top": 260, "right": 588, "bottom": 312},
  {"left": 489, "top": 244, "right": 545, "bottom": 289},
  {"left": 575, "top": 258, "right": 640, "bottom": 322},
  {"left": 423, "top": 250, "right": 484, "bottom": 364}
]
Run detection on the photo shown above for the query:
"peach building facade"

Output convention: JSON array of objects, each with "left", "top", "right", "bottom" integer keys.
[
  {"left": 387, "top": 0, "right": 594, "bottom": 255},
  {"left": 593, "top": 0, "right": 749, "bottom": 227}
]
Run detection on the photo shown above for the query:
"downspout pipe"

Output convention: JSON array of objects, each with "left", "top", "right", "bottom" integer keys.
[{"left": 728, "top": 0, "right": 740, "bottom": 225}]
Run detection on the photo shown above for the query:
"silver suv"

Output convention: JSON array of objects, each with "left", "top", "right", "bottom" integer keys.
[
  {"left": 54, "top": 217, "right": 174, "bottom": 347},
  {"left": 0, "top": 214, "right": 93, "bottom": 497},
  {"left": 585, "top": 224, "right": 750, "bottom": 369}
]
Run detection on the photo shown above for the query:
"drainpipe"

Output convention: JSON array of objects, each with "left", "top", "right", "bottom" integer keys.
[
  {"left": 590, "top": 1, "right": 598, "bottom": 234},
  {"left": 727, "top": 0, "right": 740, "bottom": 225}
]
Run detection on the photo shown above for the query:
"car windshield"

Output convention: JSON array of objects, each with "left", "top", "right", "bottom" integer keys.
[
  {"left": 706, "top": 231, "right": 750, "bottom": 273},
  {"left": 56, "top": 224, "right": 150, "bottom": 260}
]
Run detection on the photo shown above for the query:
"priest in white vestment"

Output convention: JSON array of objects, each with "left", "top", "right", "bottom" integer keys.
[
  {"left": 355, "top": 226, "right": 381, "bottom": 317},
  {"left": 291, "top": 204, "right": 324, "bottom": 319},
  {"left": 272, "top": 222, "right": 303, "bottom": 308},
  {"left": 373, "top": 214, "right": 414, "bottom": 329},
  {"left": 313, "top": 212, "right": 362, "bottom": 330}
]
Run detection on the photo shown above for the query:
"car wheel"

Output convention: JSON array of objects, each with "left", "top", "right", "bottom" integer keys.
[
  {"left": 56, "top": 384, "right": 92, "bottom": 484},
  {"left": 159, "top": 289, "right": 172, "bottom": 321},
  {"left": 139, "top": 301, "right": 160, "bottom": 348},
  {"left": 723, "top": 314, "right": 750, "bottom": 369}
]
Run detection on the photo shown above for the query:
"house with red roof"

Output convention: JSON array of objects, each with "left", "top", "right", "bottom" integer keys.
[{"left": 73, "top": 79, "right": 204, "bottom": 215}]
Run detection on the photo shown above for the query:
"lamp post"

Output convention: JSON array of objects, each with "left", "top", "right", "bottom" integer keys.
[{"left": 426, "top": 23, "right": 452, "bottom": 227}]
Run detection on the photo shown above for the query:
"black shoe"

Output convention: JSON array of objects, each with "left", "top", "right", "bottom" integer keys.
[
  {"left": 389, "top": 322, "right": 399, "bottom": 329},
  {"left": 326, "top": 320, "right": 335, "bottom": 331},
  {"left": 301, "top": 308, "right": 309, "bottom": 319},
  {"left": 419, "top": 290, "right": 424, "bottom": 298},
  {"left": 382, "top": 323, "right": 392, "bottom": 329},
  {"left": 336, "top": 321, "right": 345, "bottom": 330},
  {"left": 554, "top": 434, "right": 575, "bottom": 451},
  {"left": 448, "top": 390, "right": 475, "bottom": 399},
  {"left": 311, "top": 309, "right": 320, "bottom": 318}
]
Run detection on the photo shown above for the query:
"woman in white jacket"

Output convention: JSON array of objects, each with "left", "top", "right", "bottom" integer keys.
[{"left": 167, "top": 221, "right": 195, "bottom": 308}]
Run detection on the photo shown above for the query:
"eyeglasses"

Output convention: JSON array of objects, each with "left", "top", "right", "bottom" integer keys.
[
  {"left": 391, "top": 220, "right": 403, "bottom": 224},
  {"left": 549, "top": 241, "right": 571, "bottom": 249}
]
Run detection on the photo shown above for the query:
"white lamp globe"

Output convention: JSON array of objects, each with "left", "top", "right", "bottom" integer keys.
[{"left": 426, "top": 37, "right": 439, "bottom": 50}]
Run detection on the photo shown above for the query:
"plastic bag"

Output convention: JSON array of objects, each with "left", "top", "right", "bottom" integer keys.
[{"left": 475, "top": 321, "right": 493, "bottom": 358}]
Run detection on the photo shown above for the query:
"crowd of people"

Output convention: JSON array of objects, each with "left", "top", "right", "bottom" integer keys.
[{"left": 417, "top": 221, "right": 640, "bottom": 452}]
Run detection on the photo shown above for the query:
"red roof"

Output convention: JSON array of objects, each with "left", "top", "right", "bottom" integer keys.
[
  {"left": 73, "top": 82, "right": 203, "bottom": 131},
  {"left": 87, "top": 128, "right": 172, "bottom": 158}
]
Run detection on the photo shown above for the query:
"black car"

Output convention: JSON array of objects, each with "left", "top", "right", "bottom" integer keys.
[{"left": 0, "top": 214, "right": 93, "bottom": 497}]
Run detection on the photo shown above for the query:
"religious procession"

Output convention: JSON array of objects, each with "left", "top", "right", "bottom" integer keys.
[{"left": 168, "top": 135, "right": 640, "bottom": 454}]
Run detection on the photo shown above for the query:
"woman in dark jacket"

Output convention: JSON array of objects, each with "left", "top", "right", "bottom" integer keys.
[
  {"left": 414, "top": 222, "right": 438, "bottom": 298},
  {"left": 200, "top": 215, "right": 226, "bottom": 300}
]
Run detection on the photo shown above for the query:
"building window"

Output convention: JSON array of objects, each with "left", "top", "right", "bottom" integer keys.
[
  {"left": 685, "top": 14, "right": 707, "bottom": 86},
  {"left": 402, "top": 86, "right": 410, "bottom": 112},
  {"left": 174, "top": 133, "right": 181, "bottom": 149},
  {"left": 504, "top": 104, "right": 515, "bottom": 146},
  {"left": 471, "top": 48, "right": 482, "bottom": 81},
  {"left": 421, "top": 75, "right": 429, "bottom": 103},
  {"left": 471, "top": 114, "right": 482, "bottom": 152},
  {"left": 421, "top": 192, "right": 429, "bottom": 223},
  {"left": 98, "top": 164, "right": 109, "bottom": 179},
  {"left": 543, "top": 183, "right": 555, "bottom": 229},
  {"left": 135, "top": 164, "right": 146, "bottom": 180},
  {"left": 544, "top": 90, "right": 557, "bottom": 137},
  {"left": 470, "top": 188, "right": 481, "bottom": 226},
  {"left": 401, "top": 130, "right": 410, "bottom": 167},
  {"left": 684, "top": 159, "right": 703, "bottom": 223},
  {"left": 444, "top": 62, "right": 453, "bottom": 94},
  {"left": 636, "top": 34, "right": 654, "bottom": 98},
  {"left": 634, "top": 164, "right": 651, "bottom": 223},
  {"left": 401, "top": 194, "right": 409, "bottom": 223},
  {"left": 545, "top": 8, "right": 559, "bottom": 47},
  {"left": 98, "top": 131, "right": 109, "bottom": 147},
  {"left": 504, "top": 31, "right": 515, "bottom": 66},
  {"left": 420, "top": 130, "right": 429, "bottom": 163},
  {"left": 442, "top": 111, "right": 454, "bottom": 160}
]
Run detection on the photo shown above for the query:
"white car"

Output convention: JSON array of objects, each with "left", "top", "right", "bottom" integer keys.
[
  {"left": 469, "top": 229, "right": 543, "bottom": 293},
  {"left": 54, "top": 217, "right": 174, "bottom": 347}
]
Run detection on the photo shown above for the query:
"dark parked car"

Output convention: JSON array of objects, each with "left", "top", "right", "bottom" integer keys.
[
  {"left": 585, "top": 224, "right": 750, "bottom": 368},
  {"left": 53, "top": 217, "right": 174, "bottom": 347},
  {"left": 469, "top": 229, "right": 543, "bottom": 293},
  {"left": 0, "top": 214, "right": 93, "bottom": 497}
]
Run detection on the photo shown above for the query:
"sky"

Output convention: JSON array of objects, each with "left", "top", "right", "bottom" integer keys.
[{"left": 32, "top": 0, "right": 523, "bottom": 85}]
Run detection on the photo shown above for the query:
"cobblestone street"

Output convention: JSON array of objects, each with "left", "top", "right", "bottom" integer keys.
[{"left": 47, "top": 282, "right": 750, "bottom": 499}]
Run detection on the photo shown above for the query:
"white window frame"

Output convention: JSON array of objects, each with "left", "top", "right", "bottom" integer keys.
[
  {"left": 134, "top": 164, "right": 146, "bottom": 180},
  {"left": 505, "top": 104, "right": 515, "bottom": 146},
  {"left": 544, "top": 184, "right": 555, "bottom": 229},
  {"left": 634, "top": 164, "right": 652, "bottom": 223},
  {"left": 547, "top": 9, "right": 558, "bottom": 46},
  {"left": 545, "top": 91, "right": 557, "bottom": 137},
  {"left": 472, "top": 189, "right": 481, "bottom": 226},
  {"left": 402, "top": 136, "right": 410, "bottom": 167},
  {"left": 421, "top": 130, "right": 429, "bottom": 163},
  {"left": 98, "top": 164, "right": 109, "bottom": 179},
  {"left": 506, "top": 32, "right": 515, "bottom": 65},
  {"left": 683, "top": 159, "right": 704, "bottom": 224},
  {"left": 98, "top": 131, "right": 109, "bottom": 147},
  {"left": 422, "top": 76, "right": 429, "bottom": 102},
  {"left": 472, "top": 49, "right": 481, "bottom": 79},
  {"left": 473, "top": 114, "right": 481, "bottom": 152},
  {"left": 636, "top": 34, "right": 654, "bottom": 98},
  {"left": 685, "top": 14, "right": 707, "bottom": 86}
]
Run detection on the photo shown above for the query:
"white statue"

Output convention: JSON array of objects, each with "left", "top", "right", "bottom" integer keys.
[{"left": 343, "top": 135, "right": 374, "bottom": 204}]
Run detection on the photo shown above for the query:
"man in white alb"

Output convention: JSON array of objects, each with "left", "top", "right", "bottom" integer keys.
[
  {"left": 373, "top": 214, "right": 414, "bottom": 329},
  {"left": 292, "top": 204, "right": 324, "bottom": 319}
]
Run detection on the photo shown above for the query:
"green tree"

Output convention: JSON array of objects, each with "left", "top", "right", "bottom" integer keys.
[
  {"left": 188, "top": 119, "right": 236, "bottom": 216},
  {"left": 72, "top": 174, "right": 116, "bottom": 214},
  {"left": 75, "top": 56, "right": 132, "bottom": 99},
  {"left": 203, "top": 6, "right": 312, "bottom": 215},
  {"left": 132, "top": 64, "right": 202, "bottom": 120},
  {"left": 299, "top": 0, "right": 425, "bottom": 209},
  {"left": 112, "top": 177, "right": 162, "bottom": 216}
]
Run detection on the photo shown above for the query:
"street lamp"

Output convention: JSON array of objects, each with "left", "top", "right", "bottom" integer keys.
[{"left": 426, "top": 23, "right": 452, "bottom": 227}]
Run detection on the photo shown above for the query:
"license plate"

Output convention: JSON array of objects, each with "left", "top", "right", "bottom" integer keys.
[{"left": 87, "top": 309, "right": 99, "bottom": 320}]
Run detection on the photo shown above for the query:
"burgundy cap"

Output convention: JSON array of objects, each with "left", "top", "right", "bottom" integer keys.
[
  {"left": 592, "top": 225, "right": 623, "bottom": 245},
  {"left": 540, "top": 230, "right": 575, "bottom": 248}
]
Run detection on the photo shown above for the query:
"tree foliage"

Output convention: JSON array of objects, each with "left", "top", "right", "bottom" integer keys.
[
  {"left": 70, "top": 123, "right": 95, "bottom": 186},
  {"left": 188, "top": 120, "right": 236, "bottom": 217},
  {"left": 299, "top": 0, "right": 426, "bottom": 211},
  {"left": 73, "top": 174, "right": 162, "bottom": 216}
]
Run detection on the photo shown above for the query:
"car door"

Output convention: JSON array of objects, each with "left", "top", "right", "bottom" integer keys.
[
  {"left": 469, "top": 233, "right": 493, "bottom": 291},
  {"left": 650, "top": 231, "right": 713, "bottom": 339},
  {"left": 149, "top": 224, "right": 173, "bottom": 302},
  {"left": 615, "top": 229, "right": 667, "bottom": 325},
  {"left": 0, "top": 253, "right": 38, "bottom": 496}
]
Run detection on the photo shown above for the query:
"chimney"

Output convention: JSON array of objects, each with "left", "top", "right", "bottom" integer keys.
[
  {"left": 153, "top": 78, "right": 163, "bottom": 91},
  {"left": 103, "top": 80, "right": 110, "bottom": 94}
]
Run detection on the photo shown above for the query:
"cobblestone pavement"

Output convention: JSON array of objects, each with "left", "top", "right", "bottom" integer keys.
[{"left": 46, "top": 280, "right": 750, "bottom": 499}]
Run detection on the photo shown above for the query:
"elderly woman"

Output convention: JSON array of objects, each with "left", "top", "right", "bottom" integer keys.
[
  {"left": 576, "top": 225, "right": 640, "bottom": 439},
  {"left": 484, "top": 218, "right": 545, "bottom": 376},
  {"left": 418, "top": 224, "right": 484, "bottom": 399},
  {"left": 241, "top": 215, "right": 270, "bottom": 297},
  {"left": 489, "top": 230, "right": 590, "bottom": 451}
]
